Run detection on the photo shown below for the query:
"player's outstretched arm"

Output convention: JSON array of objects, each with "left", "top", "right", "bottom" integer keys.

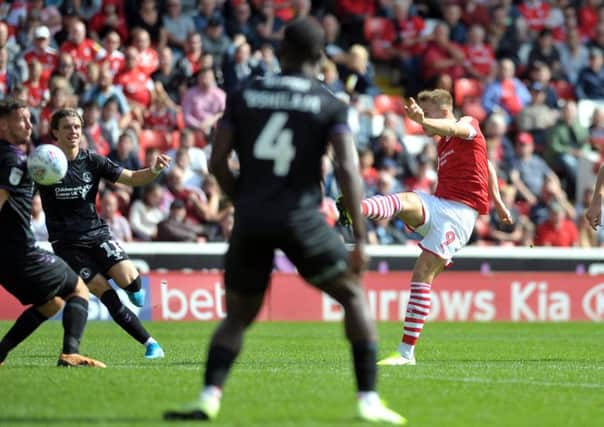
[
  {"left": 117, "top": 154, "right": 172, "bottom": 186},
  {"left": 586, "top": 165, "right": 604, "bottom": 230},
  {"left": 0, "top": 188, "right": 8, "bottom": 212},
  {"left": 404, "top": 97, "right": 473, "bottom": 138},
  {"left": 209, "top": 125, "right": 236, "bottom": 199},
  {"left": 487, "top": 160, "right": 512, "bottom": 224}
]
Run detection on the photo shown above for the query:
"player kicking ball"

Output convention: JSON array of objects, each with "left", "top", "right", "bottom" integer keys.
[
  {"left": 0, "top": 99, "right": 104, "bottom": 367},
  {"left": 35, "top": 108, "right": 169, "bottom": 359},
  {"left": 339, "top": 90, "right": 512, "bottom": 366},
  {"left": 164, "top": 18, "right": 405, "bottom": 425}
]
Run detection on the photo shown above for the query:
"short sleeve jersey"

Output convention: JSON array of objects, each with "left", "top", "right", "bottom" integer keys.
[
  {"left": 221, "top": 74, "right": 350, "bottom": 223},
  {"left": 37, "top": 149, "right": 123, "bottom": 244},
  {"left": 0, "top": 140, "right": 36, "bottom": 252},
  {"left": 434, "top": 116, "right": 490, "bottom": 214}
]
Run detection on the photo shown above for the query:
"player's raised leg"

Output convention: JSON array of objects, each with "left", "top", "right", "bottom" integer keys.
[
  {"left": 339, "top": 191, "right": 425, "bottom": 230},
  {"left": 88, "top": 269, "right": 164, "bottom": 359}
]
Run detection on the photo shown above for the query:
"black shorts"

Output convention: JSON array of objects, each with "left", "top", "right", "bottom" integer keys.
[
  {"left": 53, "top": 239, "right": 129, "bottom": 284},
  {"left": 0, "top": 247, "right": 79, "bottom": 306},
  {"left": 225, "top": 211, "right": 349, "bottom": 296}
]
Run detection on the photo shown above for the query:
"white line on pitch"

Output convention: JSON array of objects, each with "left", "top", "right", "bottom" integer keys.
[{"left": 401, "top": 375, "right": 604, "bottom": 389}]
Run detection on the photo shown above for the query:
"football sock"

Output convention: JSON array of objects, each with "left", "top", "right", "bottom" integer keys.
[
  {"left": 101, "top": 289, "right": 150, "bottom": 344},
  {"left": 0, "top": 307, "right": 48, "bottom": 362},
  {"left": 199, "top": 385, "right": 222, "bottom": 400},
  {"left": 361, "top": 194, "right": 402, "bottom": 220},
  {"left": 351, "top": 340, "right": 378, "bottom": 392},
  {"left": 62, "top": 296, "right": 88, "bottom": 354},
  {"left": 204, "top": 345, "right": 238, "bottom": 389},
  {"left": 124, "top": 276, "right": 142, "bottom": 293},
  {"left": 400, "top": 282, "right": 432, "bottom": 359}
]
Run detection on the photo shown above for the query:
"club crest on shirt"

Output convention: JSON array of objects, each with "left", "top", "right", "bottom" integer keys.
[
  {"left": 9, "top": 167, "right": 23, "bottom": 186},
  {"left": 82, "top": 172, "right": 93, "bottom": 183},
  {"left": 79, "top": 268, "right": 91, "bottom": 280}
]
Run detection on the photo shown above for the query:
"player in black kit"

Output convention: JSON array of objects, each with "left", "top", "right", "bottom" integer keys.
[
  {"left": 0, "top": 99, "right": 105, "bottom": 367},
  {"left": 164, "top": 18, "right": 405, "bottom": 425},
  {"left": 35, "top": 108, "right": 170, "bottom": 359}
]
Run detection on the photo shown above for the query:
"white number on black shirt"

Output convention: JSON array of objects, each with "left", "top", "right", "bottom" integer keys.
[
  {"left": 253, "top": 112, "right": 296, "bottom": 176},
  {"left": 100, "top": 240, "right": 124, "bottom": 259}
]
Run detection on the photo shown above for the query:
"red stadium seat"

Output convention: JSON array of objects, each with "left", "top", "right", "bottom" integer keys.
[
  {"left": 138, "top": 129, "right": 176, "bottom": 162},
  {"left": 373, "top": 94, "right": 406, "bottom": 115},
  {"left": 454, "top": 78, "right": 483, "bottom": 107},
  {"left": 551, "top": 79, "right": 575, "bottom": 101},
  {"left": 363, "top": 17, "right": 395, "bottom": 43}
]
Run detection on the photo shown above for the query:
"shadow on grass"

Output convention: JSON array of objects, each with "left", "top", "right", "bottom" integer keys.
[{"left": 0, "top": 416, "right": 156, "bottom": 425}]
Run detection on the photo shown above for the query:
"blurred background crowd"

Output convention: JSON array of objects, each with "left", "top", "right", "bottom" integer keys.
[{"left": 3, "top": 0, "right": 604, "bottom": 247}]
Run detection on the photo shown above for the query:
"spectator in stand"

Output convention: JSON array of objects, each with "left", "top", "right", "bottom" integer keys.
[
  {"left": 82, "top": 101, "right": 111, "bottom": 156},
  {"left": 152, "top": 47, "right": 184, "bottom": 104},
  {"left": 255, "top": 44, "right": 281, "bottom": 77},
  {"left": 518, "top": 0, "right": 551, "bottom": 35},
  {"left": 527, "top": 61, "right": 559, "bottom": 109},
  {"left": 252, "top": 0, "right": 285, "bottom": 51},
  {"left": 50, "top": 52, "right": 87, "bottom": 97},
  {"left": 53, "top": 4, "right": 79, "bottom": 47},
  {"left": 100, "top": 191, "right": 133, "bottom": 243},
  {"left": 516, "top": 82, "right": 559, "bottom": 147},
  {"left": 421, "top": 21, "right": 466, "bottom": 88},
  {"left": 39, "top": 85, "right": 69, "bottom": 143},
  {"left": 576, "top": 48, "right": 604, "bottom": 100},
  {"left": 527, "top": 29, "right": 562, "bottom": 78},
  {"left": 182, "top": 66, "right": 225, "bottom": 139},
  {"left": 588, "top": 107, "right": 604, "bottom": 154},
  {"left": 83, "top": 64, "right": 130, "bottom": 121},
  {"left": 208, "top": 206, "right": 234, "bottom": 242},
  {"left": 580, "top": 0, "right": 600, "bottom": 40},
  {"left": 482, "top": 58, "right": 531, "bottom": 122},
  {"left": 155, "top": 199, "right": 205, "bottom": 242},
  {"left": 115, "top": 46, "right": 154, "bottom": 112},
  {"left": 534, "top": 201, "right": 579, "bottom": 247},
  {"left": 96, "top": 31, "right": 125, "bottom": 77},
  {"left": 372, "top": 128, "right": 416, "bottom": 181},
  {"left": 132, "top": 28, "right": 159, "bottom": 77},
  {"left": 463, "top": 24, "right": 495, "bottom": 81},
  {"left": 23, "top": 26, "right": 57, "bottom": 84},
  {"left": 337, "top": 0, "right": 376, "bottom": 46},
  {"left": 99, "top": 97, "right": 122, "bottom": 149},
  {"left": 60, "top": 20, "right": 104, "bottom": 74},
  {"left": 559, "top": 27, "right": 589, "bottom": 86},
  {"left": 202, "top": 16, "right": 231, "bottom": 68},
  {"left": 530, "top": 174, "right": 576, "bottom": 226},
  {"left": 544, "top": 100, "right": 592, "bottom": 199},
  {"left": 194, "top": 0, "right": 223, "bottom": 33},
  {"left": 492, "top": 9, "right": 528, "bottom": 66},
  {"left": 143, "top": 83, "right": 179, "bottom": 133},
  {"left": 483, "top": 112, "right": 515, "bottom": 177},
  {"left": 509, "top": 132, "right": 560, "bottom": 207},
  {"left": 222, "top": 41, "right": 260, "bottom": 94},
  {"left": 390, "top": 0, "right": 428, "bottom": 96},
  {"left": 0, "top": 21, "right": 21, "bottom": 64},
  {"left": 441, "top": 1, "right": 467, "bottom": 44},
  {"left": 30, "top": 192, "right": 48, "bottom": 242},
  {"left": 226, "top": 1, "right": 257, "bottom": 48},
  {"left": 132, "top": 0, "right": 166, "bottom": 46},
  {"left": 322, "top": 13, "right": 345, "bottom": 59},
  {"left": 129, "top": 183, "right": 166, "bottom": 241},
  {"left": 359, "top": 148, "right": 379, "bottom": 189},
  {"left": 336, "top": 44, "right": 379, "bottom": 96},
  {"left": 73, "top": 0, "right": 103, "bottom": 21},
  {"left": 176, "top": 32, "right": 206, "bottom": 85},
  {"left": 23, "top": 59, "right": 48, "bottom": 109},
  {"left": 486, "top": 184, "right": 526, "bottom": 246},
  {"left": 166, "top": 128, "right": 209, "bottom": 180},
  {"left": 368, "top": 216, "right": 408, "bottom": 245},
  {"left": 88, "top": 0, "right": 128, "bottom": 42},
  {"left": 109, "top": 133, "right": 141, "bottom": 172},
  {"left": 0, "top": 46, "right": 23, "bottom": 98},
  {"left": 461, "top": 0, "right": 491, "bottom": 29},
  {"left": 173, "top": 147, "right": 203, "bottom": 188},
  {"left": 588, "top": 21, "right": 604, "bottom": 55},
  {"left": 404, "top": 156, "right": 436, "bottom": 194},
  {"left": 163, "top": 0, "right": 197, "bottom": 58},
  {"left": 165, "top": 166, "right": 212, "bottom": 225}
]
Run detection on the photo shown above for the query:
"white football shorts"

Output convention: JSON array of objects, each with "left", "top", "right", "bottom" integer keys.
[{"left": 409, "top": 191, "right": 479, "bottom": 266}]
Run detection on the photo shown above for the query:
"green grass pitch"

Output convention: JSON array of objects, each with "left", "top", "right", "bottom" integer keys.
[{"left": 0, "top": 321, "right": 602, "bottom": 427}]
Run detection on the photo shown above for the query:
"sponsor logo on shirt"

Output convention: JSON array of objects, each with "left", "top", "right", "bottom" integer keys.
[{"left": 54, "top": 184, "right": 93, "bottom": 200}]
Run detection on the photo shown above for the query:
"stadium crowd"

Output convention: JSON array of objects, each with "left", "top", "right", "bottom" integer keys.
[{"left": 2, "top": 0, "right": 604, "bottom": 247}]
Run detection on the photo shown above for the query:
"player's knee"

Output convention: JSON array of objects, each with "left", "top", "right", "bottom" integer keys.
[
  {"left": 71, "top": 278, "right": 90, "bottom": 300},
  {"left": 87, "top": 276, "right": 111, "bottom": 297},
  {"left": 36, "top": 296, "right": 65, "bottom": 317}
]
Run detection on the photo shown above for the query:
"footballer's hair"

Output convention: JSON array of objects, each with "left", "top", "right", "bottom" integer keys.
[
  {"left": 417, "top": 89, "right": 454, "bottom": 109},
  {"left": 50, "top": 108, "right": 83, "bottom": 136},
  {"left": 280, "top": 17, "right": 325, "bottom": 65},
  {"left": 0, "top": 98, "right": 27, "bottom": 118}
]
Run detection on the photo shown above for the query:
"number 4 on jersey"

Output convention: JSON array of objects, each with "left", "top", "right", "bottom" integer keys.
[{"left": 254, "top": 112, "right": 296, "bottom": 176}]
